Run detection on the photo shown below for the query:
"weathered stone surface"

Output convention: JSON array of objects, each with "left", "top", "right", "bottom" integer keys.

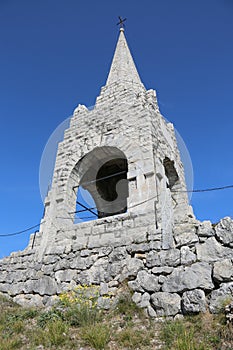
[
  {"left": 209, "top": 282, "right": 233, "bottom": 313},
  {"left": 182, "top": 289, "right": 206, "bottom": 314},
  {"left": 138, "top": 292, "right": 150, "bottom": 308},
  {"left": 146, "top": 249, "right": 180, "bottom": 268},
  {"left": 196, "top": 237, "right": 233, "bottom": 262},
  {"left": 180, "top": 246, "right": 196, "bottom": 266},
  {"left": 147, "top": 305, "right": 157, "bottom": 317},
  {"left": 213, "top": 259, "right": 233, "bottom": 283},
  {"left": 174, "top": 224, "right": 199, "bottom": 247},
  {"left": 197, "top": 221, "right": 215, "bottom": 237},
  {"left": 54, "top": 259, "right": 70, "bottom": 271},
  {"left": 132, "top": 292, "right": 142, "bottom": 305},
  {"left": 159, "top": 249, "right": 181, "bottom": 267},
  {"left": 100, "top": 282, "right": 109, "bottom": 296},
  {"left": 136, "top": 270, "right": 160, "bottom": 292},
  {"left": 215, "top": 217, "right": 233, "bottom": 245},
  {"left": 120, "top": 258, "right": 144, "bottom": 281},
  {"left": 55, "top": 269, "right": 77, "bottom": 283},
  {"left": 109, "top": 247, "right": 128, "bottom": 263},
  {"left": 25, "top": 277, "right": 58, "bottom": 296},
  {"left": 13, "top": 294, "right": 44, "bottom": 307},
  {"left": 151, "top": 266, "right": 173, "bottom": 275},
  {"left": 97, "top": 247, "right": 113, "bottom": 257},
  {"left": 128, "top": 279, "right": 144, "bottom": 293},
  {"left": 151, "top": 292, "right": 181, "bottom": 316},
  {"left": 146, "top": 251, "right": 160, "bottom": 267},
  {"left": 162, "top": 262, "right": 214, "bottom": 293},
  {"left": 126, "top": 243, "right": 150, "bottom": 254}
]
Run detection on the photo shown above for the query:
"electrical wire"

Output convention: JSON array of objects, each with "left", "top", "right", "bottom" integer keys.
[
  {"left": 0, "top": 224, "right": 40, "bottom": 237},
  {"left": 1, "top": 183, "right": 232, "bottom": 237},
  {"left": 172, "top": 184, "right": 233, "bottom": 193}
]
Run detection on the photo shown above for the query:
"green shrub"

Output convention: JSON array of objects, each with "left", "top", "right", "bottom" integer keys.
[{"left": 37, "top": 308, "right": 64, "bottom": 328}]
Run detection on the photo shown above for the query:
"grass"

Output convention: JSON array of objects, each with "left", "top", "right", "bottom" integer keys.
[
  {"left": 115, "top": 327, "right": 152, "bottom": 349},
  {"left": 81, "top": 323, "right": 111, "bottom": 350},
  {"left": 160, "top": 312, "right": 233, "bottom": 350},
  {"left": 0, "top": 291, "right": 232, "bottom": 350}
]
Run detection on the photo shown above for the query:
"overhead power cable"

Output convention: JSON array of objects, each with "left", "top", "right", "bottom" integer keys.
[
  {"left": 1, "top": 183, "right": 232, "bottom": 237},
  {"left": 0, "top": 224, "right": 40, "bottom": 237},
  {"left": 172, "top": 184, "right": 233, "bottom": 193}
]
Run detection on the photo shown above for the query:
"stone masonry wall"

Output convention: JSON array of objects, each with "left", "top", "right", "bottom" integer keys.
[{"left": 0, "top": 216, "right": 232, "bottom": 317}]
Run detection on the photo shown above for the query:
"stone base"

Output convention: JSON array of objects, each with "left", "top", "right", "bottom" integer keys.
[{"left": 0, "top": 217, "right": 232, "bottom": 316}]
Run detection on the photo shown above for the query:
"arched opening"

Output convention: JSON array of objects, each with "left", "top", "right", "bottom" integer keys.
[{"left": 71, "top": 147, "right": 129, "bottom": 222}]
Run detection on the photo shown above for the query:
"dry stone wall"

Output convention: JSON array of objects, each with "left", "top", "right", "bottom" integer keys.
[{"left": 0, "top": 216, "right": 232, "bottom": 317}]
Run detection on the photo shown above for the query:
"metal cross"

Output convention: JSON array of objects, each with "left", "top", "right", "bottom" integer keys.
[{"left": 117, "top": 16, "right": 127, "bottom": 29}]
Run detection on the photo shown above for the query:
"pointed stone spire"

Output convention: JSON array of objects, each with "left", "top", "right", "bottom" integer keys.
[{"left": 106, "top": 28, "right": 144, "bottom": 87}]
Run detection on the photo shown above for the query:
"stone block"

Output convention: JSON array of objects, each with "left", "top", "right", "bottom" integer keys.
[
  {"left": 182, "top": 289, "right": 207, "bottom": 314},
  {"left": 180, "top": 246, "right": 197, "bottom": 266},
  {"left": 136, "top": 270, "right": 160, "bottom": 292},
  {"left": 215, "top": 217, "right": 233, "bottom": 245},
  {"left": 151, "top": 292, "right": 181, "bottom": 316},
  {"left": 213, "top": 259, "right": 233, "bottom": 283},
  {"left": 209, "top": 282, "right": 233, "bottom": 313},
  {"left": 162, "top": 262, "right": 214, "bottom": 293},
  {"left": 196, "top": 237, "right": 233, "bottom": 263},
  {"left": 197, "top": 221, "right": 215, "bottom": 237}
]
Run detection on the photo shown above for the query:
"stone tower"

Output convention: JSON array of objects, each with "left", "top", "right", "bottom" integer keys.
[
  {"left": 35, "top": 27, "right": 191, "bottom": 260},
  {"left": 1, "top": 27, "right": 232, "bottom": 315}
]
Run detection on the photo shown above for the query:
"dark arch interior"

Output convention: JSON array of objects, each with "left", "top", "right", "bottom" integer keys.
[
  {"left": 163, "top": 157, "right": 179, "bottom": 189},
  {"left": 74, "top": 147, "right": 129, "bottom": 222},
  {"left": 96, "top": 158, "right": 128, "bottom": 218}
]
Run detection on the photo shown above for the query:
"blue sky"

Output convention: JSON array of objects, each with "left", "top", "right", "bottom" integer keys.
[{"left": 0, "top": 0, "right": 232, "bottom": 258}]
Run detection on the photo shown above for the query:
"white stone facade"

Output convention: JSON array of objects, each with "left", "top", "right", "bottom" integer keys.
[{"left": 37, "top": 28, "right": 191, "bottom": 259}]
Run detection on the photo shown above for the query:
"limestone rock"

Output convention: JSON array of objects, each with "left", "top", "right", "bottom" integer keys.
[
  {"left": 215, "top": 217, "right": 233, "bottom": 245},
  {"left": 196, "top": 237, "right": 233, "bottom": 262},
  {"left": 120, "top": 258, "right": 144, "bottom": 280},
  {"left": 180, "top": 246, "right": 196, "bottom": 266},
  {"left": 128, "top": 279, "right": 144, "bottom": 293},
  {"left": 209, "top": 282, "right": 233, "bottom": 313},
  {"left": 55, "top": 269, "right": 77, "bottom": 283},
  {"left": 197, "top": 221, "right": 215, "bottom": 237},
  {"left": 151, "top": 292, "right": 181, "bottom": 316},
  {"left": 132, "top": 292, "right": 142, "bottom": 305},
  {"left": 162, "top": 262, "right": 214, "bottom": 293},
  {"left": 174, "top": 224, "right": 199, "bottom": 247},
  {"left": 26, "top": 277, "right": 58, "bottom": 296},
  {"left": 109, "top": 247, "right": 128, "bottom": 263},
  {"left": 213, "top": 259, "right": 233, "bottom": 283},
  {"left": 182, "top": 289, "right": 206, "bottom": 314},
  {"left": 146, "top": 249, "right": 180, "bottom": 268},
  {"left": 147, "top": 305, "right": 157, "bottom": 317},
  {"left": 13, "top": 294, "right": 44, "bottom": 307},
  {"left": 139, "top": 292, "right": 150, "bottom": 308},
  {"left": 151, "top": 266, "right": 174, "bottom": 275},
  {"left": 136, "top": 270, "right": 160, "bottom": 292},
  {"left": 146, "top": 250, "right": 160, "bottom": 267},
  {"left": 159, "top": 249, "right": 181, "bottom": 267},
  {"left": 100, "top": 282, "right": 109, "bottom": 296}
]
